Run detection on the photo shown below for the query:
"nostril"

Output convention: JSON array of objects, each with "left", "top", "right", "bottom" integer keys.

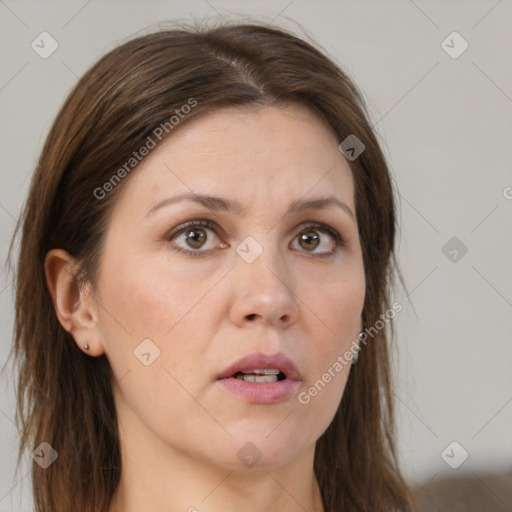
[{"left": 246, "top": 314, "right": 256, "bottom": 320}]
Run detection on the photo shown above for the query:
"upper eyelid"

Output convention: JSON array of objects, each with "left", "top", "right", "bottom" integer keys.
[{"left": 167, "top": 219, "right": 222, "bottom": 238}]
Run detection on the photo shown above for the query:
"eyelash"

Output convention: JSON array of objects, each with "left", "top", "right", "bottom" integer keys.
[{"left": 166, "top": 219, "right": 345, "bottom": 259}]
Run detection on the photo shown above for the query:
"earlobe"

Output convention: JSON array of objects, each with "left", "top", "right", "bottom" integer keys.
[
  {"left": 356, "top": 318, "right": 363, "bottom": 340},
  {"left": 351, "top": 317, "right": 364, "bottom": 366},
  {"left": 44, "top": 249, "right": 104, "bottom": 356},
  {"left": 354, "top": 317, "right": 363, "bottom": 350}
]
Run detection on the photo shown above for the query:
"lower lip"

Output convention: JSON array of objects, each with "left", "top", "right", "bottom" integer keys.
[{"left": 217, "top": 377, "right": 301, "bottom": 404}]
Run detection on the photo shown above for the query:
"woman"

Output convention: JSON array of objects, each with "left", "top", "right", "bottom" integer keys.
[{"left": 10, "top": 20, "right": 415, "bottom": 512}]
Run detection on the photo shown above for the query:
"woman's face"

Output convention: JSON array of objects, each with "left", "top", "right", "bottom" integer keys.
[{"left": 91, "top": 104, "right": 365, "bottom": 470}]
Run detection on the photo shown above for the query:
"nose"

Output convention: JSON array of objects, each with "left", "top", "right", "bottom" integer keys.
[{"left": 229, "top": 248, "right": 299, "bottom": 328}]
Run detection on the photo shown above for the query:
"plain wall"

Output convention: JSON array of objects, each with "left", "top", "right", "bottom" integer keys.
[{"left": 1, "top": 1, "right": 511, "bottom": 510}]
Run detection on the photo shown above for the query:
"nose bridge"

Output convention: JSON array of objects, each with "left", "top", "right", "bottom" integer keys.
[
  {"left": 237, "top": 234, "right": 291, "bottom": 295},
  {"left": 230, "top": 233, "right": 299, "bottom": 326}
]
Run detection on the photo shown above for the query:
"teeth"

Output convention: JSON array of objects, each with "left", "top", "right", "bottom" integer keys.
[
  {"left": 241, "top": 369, "right": 280, "bottom": 375},
  {"left": 235, "top": 374, "right": 278, "bottom": 383},
  {"left": 232, "top": 369, "right": 283, "bottom": 383}
]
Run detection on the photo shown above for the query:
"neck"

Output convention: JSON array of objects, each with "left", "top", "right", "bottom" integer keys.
[{"left": 109, "top": 422, "right": 324, "bottom": 512}]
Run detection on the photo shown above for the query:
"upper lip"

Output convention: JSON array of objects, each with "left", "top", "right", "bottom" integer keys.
[{"left": 216, "top": 351, "right": 302, "bottom": 381}]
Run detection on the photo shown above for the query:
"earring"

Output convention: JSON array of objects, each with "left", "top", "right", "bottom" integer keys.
[
  {"left": 84, "top": 342, "right": 90, "bottom": 351},
  {"left": 352, "top": 349, "right": 359, "bottom": 366}
]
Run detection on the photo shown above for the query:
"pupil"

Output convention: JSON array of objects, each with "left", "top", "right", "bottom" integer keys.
[
  {"left": 186, "top": 228, "right": 206, "bottom": 248},
  {"left": 301, "top": 230, "right": 319, "bottom": 251}
]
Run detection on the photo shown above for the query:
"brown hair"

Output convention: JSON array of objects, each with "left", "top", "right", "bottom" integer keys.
[{"left": 9, "top": 19, "right": 415, "bottom": 512}]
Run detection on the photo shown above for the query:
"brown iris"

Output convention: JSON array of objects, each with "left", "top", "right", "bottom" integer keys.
[
  {"left": 299, "top": 230, "right": 320, "bottom": 251},
  {"left": 185, "top": 228, "right": 207, "bottom": 249}
]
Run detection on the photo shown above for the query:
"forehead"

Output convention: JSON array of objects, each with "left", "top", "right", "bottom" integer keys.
[{"left": 113, "top": 104, "right": 355, "bottom": 216}]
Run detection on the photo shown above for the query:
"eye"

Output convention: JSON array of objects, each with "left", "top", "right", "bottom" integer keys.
[
  {"left": 290, "top": 223, "right": 343, "bottom": 256},
  {"left": 166, "top": 220, "right": 344, "bottom": 258},
  {"left": 167, "top": 220, "right": 226, "bottom": 257}
]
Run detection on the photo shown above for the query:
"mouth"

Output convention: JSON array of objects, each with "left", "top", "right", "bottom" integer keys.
[
  {"left": 216, "top": 352, "right": 302, "bottom": 404},
  {"left": 231, "top": 369, "right": 288, "bottom": 383}
]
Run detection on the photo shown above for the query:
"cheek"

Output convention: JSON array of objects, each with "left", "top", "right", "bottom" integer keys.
[
  {"left": 304, "top": 268, "right": 365, "bottom": 350},
  {"left": 98, "top": 254, "right": 218, "bottom": 343},
  {"left": 96, "top": 253, "right": 227, "bottom": 404},
  {"left": 296, "top": 270, "right": 364, "bottom": 416},
  {"left": 96, "top": 258, "right": 222, "bottom": 431}
]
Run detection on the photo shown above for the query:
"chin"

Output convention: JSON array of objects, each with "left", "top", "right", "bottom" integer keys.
[{"left": 211, "top": 429, "right": 311, "bottom": 471}]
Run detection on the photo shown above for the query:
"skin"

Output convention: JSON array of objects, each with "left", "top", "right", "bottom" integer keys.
[{"left": 45, "top": 104, "right": 366, "bottom": 512}]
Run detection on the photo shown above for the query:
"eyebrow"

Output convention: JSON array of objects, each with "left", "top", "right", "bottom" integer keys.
[{"left": 144, "top": 192, "right": 355, "bottom": 220}]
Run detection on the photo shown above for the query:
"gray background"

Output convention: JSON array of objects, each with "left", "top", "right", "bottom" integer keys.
[{"left": 1, "top": 1, "right": 511, "bottom": 510}]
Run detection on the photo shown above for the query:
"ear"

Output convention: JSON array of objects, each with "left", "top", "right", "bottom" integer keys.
[{"left": 44, "top": 248, "right": 105, "bottom": 357}]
